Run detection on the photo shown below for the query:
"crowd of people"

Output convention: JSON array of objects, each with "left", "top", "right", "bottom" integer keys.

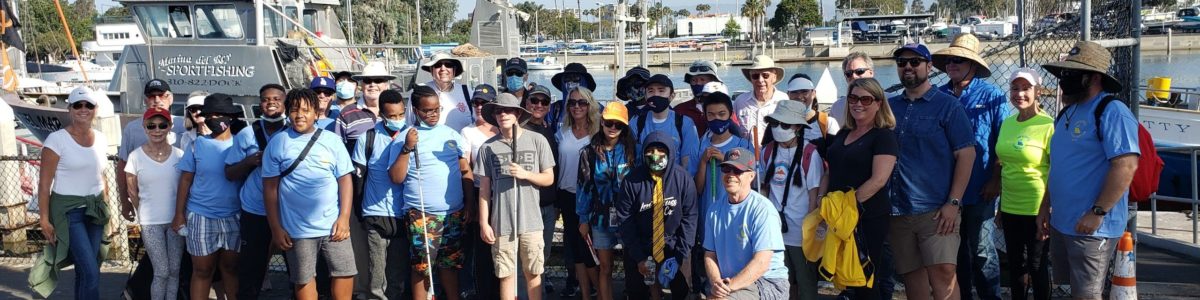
[{"left": 31, "top": 34, "right": 1141, "bottom": 300}]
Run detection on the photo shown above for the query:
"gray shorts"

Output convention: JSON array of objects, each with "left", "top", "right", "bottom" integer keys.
[
  {"left": 284, "top": 236, "right": 358, "bottom": 284},
  {"left": 1049, "top": 228, "right": 1117, "bottom": 299}
]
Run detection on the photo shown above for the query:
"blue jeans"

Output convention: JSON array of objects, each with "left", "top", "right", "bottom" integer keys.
[
  {"left": 957, "top": 201, "right": 1001, "bottom": 300},
  {"left": 66, "top": 208, "right": 103, "bottom": 300}
]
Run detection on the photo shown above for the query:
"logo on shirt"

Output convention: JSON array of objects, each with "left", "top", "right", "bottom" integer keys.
[
  {"left": 1013, "top": 135, "right": 1030, "bottom": 150},
  {"left": 771, "top": 163, "right": 788, "bottom": 187},
  {"left": 457, "top": 102, "right": 468, "bottom": 112},
  {"left": 1071, "top": 119, "right": 1089, "bottom": 139}
]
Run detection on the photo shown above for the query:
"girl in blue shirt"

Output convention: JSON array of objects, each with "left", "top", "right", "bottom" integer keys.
[{"left": 576, "top": 101, "right": 634, "bottom": 300}]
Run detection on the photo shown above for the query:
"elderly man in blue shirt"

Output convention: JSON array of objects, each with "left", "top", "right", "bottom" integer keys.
[
  {"left": 887, "top": 43, "right": 977, "bottom": 300},
  {"left": 932, "top": 33, "right": 1009, "bottom": 300}
]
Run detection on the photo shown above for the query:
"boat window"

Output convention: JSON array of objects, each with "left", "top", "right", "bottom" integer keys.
[
  {"left": 194, "top": 4, "right": 244, "bottom": 39},
  {"left": 134, "top": 5, "right": 193, "bottom": 38},
  {"left": 303, "top": 9, "right": 317, "bottom": 33}
]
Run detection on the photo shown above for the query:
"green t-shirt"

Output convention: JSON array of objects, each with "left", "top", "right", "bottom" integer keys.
[{"left": 996, "top": 112, "right": 1054, "bottom": 215}]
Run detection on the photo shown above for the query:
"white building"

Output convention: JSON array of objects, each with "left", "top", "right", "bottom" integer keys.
[
  {"left": 673, "top": 14, "right": 752, "bottom": 38},
  {"left": 81, "top": 22, "right": 145, "bottom": 67}
]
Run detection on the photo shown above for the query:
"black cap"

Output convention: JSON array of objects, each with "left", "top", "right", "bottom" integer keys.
[
  {"left": 473, "top": 84, "right": 497, "bottom": 102},
  {"left": 144, "top": 79, "right": 170, "bottom": 95},
  {"left": 503, "top": 57, "right": 528, "bottom": 74},
  {"left": 646, "top": 74, "right": 674, "bottom": 91},
  {"left": 332, "top": 71, "right": 354, "bottom": 80}
]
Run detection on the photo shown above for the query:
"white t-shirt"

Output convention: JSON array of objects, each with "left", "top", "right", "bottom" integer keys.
[
  {"left": 764, "top": 143, "right": 824, "bottom": 247},
  {"left": 461, "top": 124, "right": 497, "bottom": 187},
  {"left": 733, "top": 89, "right": 789, "bottom": 144},
  {"left": 421, "top": 81, "right": 474, "bottom": 132},
  {"left": 803, "top": 113, "right": 841, "bottom": 143},
  {"left": 556, "top": 127, "right": 592, "bottom": 192},
  {"left": 44, "top": 129, "right": 108, "bottom": 196},
  {"left": 123, "top": 146, "right": 183, "bottom": 225}
]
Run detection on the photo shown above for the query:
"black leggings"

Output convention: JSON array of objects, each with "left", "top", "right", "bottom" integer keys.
[
  {"left": 1000, "top": 212, "right": 1051, "bottom": 300},
  {"left": 849, "top": 215, "right": 889, "bottom": 300},
  {"left": 557, "top": 189, "right": 596, "bottom": 268}
]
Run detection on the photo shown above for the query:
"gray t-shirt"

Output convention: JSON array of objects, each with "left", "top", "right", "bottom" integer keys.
[
  {"left": 474, "top": 130, "right": 555, "bottom": 236},
  {"left": 118, "top": 117, "right": 187, "bottom": 161}
]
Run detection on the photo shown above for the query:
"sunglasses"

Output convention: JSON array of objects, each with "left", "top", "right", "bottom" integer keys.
[
  {"left": 766, "top": 121, "right": 797, "bottom": 130},
  {"left": 847, "top": 94, "right": 877, "bottom": 105},
  {"left": 895, "top": 58, "right": 927, "bottom": 68},
  {"left": 603, "top": 120, "right": 624, "bottom": 129},
  {"left": 145, "top": 122, "right": 170, "bottom": 130},
  {"left": 473, "top": 100, "right": 492, "bottom": 107},
  {"left": 720, "top": 165, "right": 750, "bottom": 175},
  {"left": 689, "top": 65, "right": 713, "bottom": 73},
  {"left": 363, "top": 78, "right": 389, "bottom": 84},
  {"left": 315, "top": 89, "right": 335, "bottom": 96},
  {"left": 563, "top": 74, "right": 583, "bottom": 83},
  {"left": 844, "top": 68, "right": 870, "bottom": 77},
  {"left": 506, "top": 71, "right": 526, "bottom": 77},
  {"left": 527, "top": 97, "right": 550, "bottom": 106},
  {"left": 494, "top": 107, "right": 522, "bottom": 115},
  {"left": 567, "top": 99, "right": 589, "bottom": 108},
  {"left": 431, "top": 62, "right": 457, "bottom": 69},
  {"left": 71, "top": 101, "right": 96, "bottom": 110},
  {"left": 946, "top": 57, "right": 969, "bottom": 65},
  {"left": 750, "top": 72, "right": 773, "bottom": 80}
]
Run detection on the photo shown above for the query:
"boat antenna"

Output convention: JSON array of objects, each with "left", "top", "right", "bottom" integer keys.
[{"left": 51, "top": 0, "right": 88, "bottom": 83}]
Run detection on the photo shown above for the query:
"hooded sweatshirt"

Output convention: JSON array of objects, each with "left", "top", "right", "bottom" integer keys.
[{"left": 617, "top": 132, "right": 699, "bottom": 263}]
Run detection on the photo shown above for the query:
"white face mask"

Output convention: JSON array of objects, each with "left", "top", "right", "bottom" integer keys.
[{"left": 771, "top": 127, "right": 796, "bottom": 142}]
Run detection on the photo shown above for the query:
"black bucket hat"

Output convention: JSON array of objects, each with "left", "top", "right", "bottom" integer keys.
[{"left": 551, "top": 63, "right": 597, "bottom": 92}]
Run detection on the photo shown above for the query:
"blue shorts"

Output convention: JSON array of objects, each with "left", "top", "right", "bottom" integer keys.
[
  {"left": 185, "top": 212, "right": 240, "bottom": 256},
  {"left": 590, "top": 230, "right": 619, "bottom": 250}
]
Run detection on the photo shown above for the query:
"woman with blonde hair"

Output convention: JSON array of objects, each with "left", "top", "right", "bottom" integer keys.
[
  {"left": 821, "top": 78, "right": 898, "bottom": 300},
  {"left": 556, "top": 86, "right": 601, "bottom": 298}
]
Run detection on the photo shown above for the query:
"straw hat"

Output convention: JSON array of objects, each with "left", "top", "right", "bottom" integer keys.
[
  {"left": 482, "top": 93, "right": 533, "bottom": 127},
  {"left": 1042, "top": 40, "right": 1122, "bottom": 92},
  {"left": 601, "top": 101, "right": 630, "bottom": 126},
  {"left": 352, "top": 61, "right": 397, "bottom": 81},
  {"left": 741, "top": 55, "right": 784, "bottom": 82},
  {"left": 421, "top": 52, "right": 464, "bottom": 77},
  {"left": 932, "top": 33, "right": 992, "bottom": 78}
]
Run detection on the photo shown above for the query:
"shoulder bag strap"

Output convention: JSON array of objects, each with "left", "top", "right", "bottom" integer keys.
[{"left": 281, "top": 129, "right": 322, "bottom": 178}]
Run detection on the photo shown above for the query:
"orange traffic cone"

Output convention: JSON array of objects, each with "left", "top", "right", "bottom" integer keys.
[{"left": 1110, "top": 231, "right": 1137, "bottom": 300}]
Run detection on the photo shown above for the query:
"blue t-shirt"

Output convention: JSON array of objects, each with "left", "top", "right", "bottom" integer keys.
[
  {"left": 262, "top": 128, "right": 354, "bottom": 238},
  {"left": 887, "top": 88, "right": 976, "bottom": 215},
  {"left": 317, "top": 118, "right": 337, "bottom": 131},
  {"left": 178, "top": 136, "right": 241, "bottom": 219},
  {"left": 631, "top": 111, "right": 700, "bottom": 172},
  {"left": 696, "top": 133, "right": 754, "bottom": 213},
  {"left": 703, "top": 191, "right": 788, "bottom": 279},
  {"left": 939, "top": 80, "right": 1012, "bottom": 205},
  {"left": 225, "top": 122, "right": 287, "bottom": 216},
  {"left": 352, "top": 123, "right": 406, "bottom": 217},
  {"left": 1048, "top": 94, "right": 1139, "bottom": 238},
  {"left": 395, "top": 125, "right": 467, "bottom": 214}
]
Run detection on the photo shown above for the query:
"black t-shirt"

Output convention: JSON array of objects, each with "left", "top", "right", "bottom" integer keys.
[
  {"left": 524, "top": 121, "right": 559, "bottom": 206},
  {"left": 826, "top": 127, "right": 899, "bottom": 218}
]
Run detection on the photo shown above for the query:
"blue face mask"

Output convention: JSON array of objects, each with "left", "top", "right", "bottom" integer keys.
[
  {"left": 336, "top": 81, "right": 356, "bottom": 99},
  {"left": 384, "top": 119, "right": 406, "bottom": 132},
  {"left": 690, "top": 84, "right": 705, "bottom": 96},
  {"left": 506, "top": 75, "right": 525, "bottom": 92},
  {"left": 707, "top": 119, "right": 732, "bottom": 135}
]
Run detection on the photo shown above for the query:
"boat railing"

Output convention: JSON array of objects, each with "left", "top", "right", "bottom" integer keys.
[
  {"left": 1137, "top": 85, "right": 1200, "bottom": 111},
  {"left": 1149, "top": 145, "right": 1200, "bottom": 244}
]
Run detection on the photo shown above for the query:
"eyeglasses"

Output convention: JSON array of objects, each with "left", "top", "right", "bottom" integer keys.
[
  {"left": 844, "top": 68, "right": 871, "bottom": 77},
  {"left": 847, "top": 94, "right": 877, "bottom": 105},
  {"left": 145, "top": 122, "right": 170, "bottom": 130},
  {"left": 750, "top": 72, "right": 772, "bottom": 80},
  {"left": 766, "top": 121, "right": 796, "bottom": 130},
  {"left": 71, "top": 101, "right": 96, "bottom": 110},
  {"left": 567, "top": 99, "right": 589, "bottom": 108},
  {"left": 720, "top": 165, "right": 750, "bottom": 175},
  {"left": 895, "top": 58, "right": 927, "bottom": 68},
  {"left": 527, "top": 97, "right": 550, "bottom": 106},
  {"left": 946, "top": 57, "right": 969, "bottom": 65},
  {"left": 603, "top": 120, "right": 624, "bottom": 129},
  {"left": 431, "top": 61, "right": 457, "bottom": 69},
  {"left": 363, "top": 78, "right": 389, "bottom": 84},
  {"left": 689, "top": 65, "right": 713, "bottom": 73},
  {"left": 415, "top": 107, "right": 440, "bottom": 115}
]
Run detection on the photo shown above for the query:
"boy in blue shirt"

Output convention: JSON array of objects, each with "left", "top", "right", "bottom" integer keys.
[
  {"left": 389, "top": 86, "right": 474, "bottom": 300},
  {"left": 695, "top": 92, "right": 753, "bottom": 206},
  {"left": 703, "top": 147, "right": 790, "bottom": 299},
  {"left": 630, "top": 74, "right": 700, "bottom": 173},
  {"left": 263, "top": 89, "right": 357, "bottom": 300},
  {"left": 354, "top": 89, "right": 410, "bottom": 299}
]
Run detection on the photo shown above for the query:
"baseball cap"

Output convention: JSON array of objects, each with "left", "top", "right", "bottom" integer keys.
[
  {"left": 143, "top": 107, "right": 171, "bottom": 121},
  {"left": 1009, "top": 67, "right": 1041, "bottom": 86},
  {"left": 473, "top": 84, "right": 497, "bottom": 103},
  {"left": 701, "top": 82, "right": 729, "bottom": 95},
  {"left": 144, "top": 79, "right": 170, "bottom": 95},
  {"left": 787, "top": 77, "right": 815, "bottom": 91},
  {"left": 332, "top": 71, "right": 354, "bottom": 81},
  {"left": 892, "top": 43, "right": 932, "bottom": 61},
  {"left": 719, "top": 147, "right": 756, "bottom": 172},
  {"left": 503, "top": 57, "right": 528, "bottom": 74},
  {"left": 527, "top": 84, "right": 552, "bottom": 98},
  {"left": 310, "top": 76, "right": 335, "bottom": 91},
  {"left": 646, "top": 74, "right": 674, "bottom": 90},
  {"left": 67, "top": 86, "right": 99, "bottom": 105}
]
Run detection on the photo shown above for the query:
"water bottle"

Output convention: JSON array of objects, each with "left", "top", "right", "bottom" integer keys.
[{"left": 644, "top": 256, "right": 656, "bottom": 286}]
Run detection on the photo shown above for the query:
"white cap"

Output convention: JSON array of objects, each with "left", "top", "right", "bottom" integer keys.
[
  {"left": 67, "top": 86, "right": 98, "bottom": 105},
  {"left": 701, "top": 81, "right": 728, "bottom": 95},
  {"left": 787, "top": 77, "right": 815, "bottom": 91},
  {"left": 187, "top": 95, "right": 205, "bottom": 107},
  {"left": 67, "top": 86, "right": 115, "bottom": 117},
  {"left": 1009, "top": 67, "right": 1041, "bottom": 86}
]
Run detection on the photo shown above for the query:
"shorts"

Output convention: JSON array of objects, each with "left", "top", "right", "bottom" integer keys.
[
  {"left": 1049, "top": 228, "right": 1117, "bottom": 299},
  {"left": 185, "top": 212, "right": 240, "bottom": 256},
  {"left": 888, "top": 210, "right": 960, "bottom": 274},
  {"left": 492, "top": 231, "right": 544, "bottom": 278},
  {"left": 284, "top": 236, "right": 358, "bottom": 284},
  {"left": 590, "top": 230, "right": 619, "bottom": 250},
  {"left": 407, "top": 209, "right": 466, "bottom": 276}
]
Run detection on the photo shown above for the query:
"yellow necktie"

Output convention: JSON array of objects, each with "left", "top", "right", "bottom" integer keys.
[{"left": 651, "top": 174, "right": 665, "bottom": 263}]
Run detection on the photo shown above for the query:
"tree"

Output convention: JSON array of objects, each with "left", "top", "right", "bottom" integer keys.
[
  {"left": 909, "top": 0, "right": 925, "bottom": 13},
  {"left": 696, "top": 4, "right": 711, "bottom": 15},
  {"left": 928, "top": 1, "right": 940, "bottom": 18},
  {"left": 676, "top": 9, "right": 690, "bottom": 18},
  {"left": 769, "top": 0, "right": 820, "bottom": 43},
  {"left": 836, "top": 0, "right": 904, "bottom": 14},
  {"left": 722, "top": 18, "right": 742, "bottom": 39},
  {"left": 421, "top": 0, "right": 457, "bottom": 37},
  {"left": 741, "top": 0, "right": 768, "bottom": 43},
  {"left": 101, "top": 6, "right": 130, "bottom": 18},
  {"left": 1143, "top": 0, "right": 1177, "bottom": 8},
  {"left": 18, "top": 0, "right": 96, "bottom": 61},
  {"left": 515, "top": 1, "right": 545, "bottom": 41}
]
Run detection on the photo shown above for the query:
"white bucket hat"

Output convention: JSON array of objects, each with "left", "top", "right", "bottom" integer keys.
[{"left": 352, "top": 61, "right": 397, "bottom": 81}]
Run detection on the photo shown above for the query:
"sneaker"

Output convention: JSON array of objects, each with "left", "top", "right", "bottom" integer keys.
[{"left": 558, "top": 286, "right": 579, "bottom": 297}]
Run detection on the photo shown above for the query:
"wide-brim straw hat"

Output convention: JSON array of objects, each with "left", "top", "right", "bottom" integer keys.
[
  {"left": 482, "top": 93, "right": 533, "bottom": 127},
  {"left": 1042, "top": 40, "right": 1123, "bottom": 93},
  {"left": 741, "top": 55, "right": 785, "bottom": 82},
  {"left": 352, "top": 61, "right": 397, "bottom": 81},
  {"left": 421, "top": 52, "right": 464, "bottom": 77},
  {"left": 932, "top": 33, "right": 992, "bottom": 78}
]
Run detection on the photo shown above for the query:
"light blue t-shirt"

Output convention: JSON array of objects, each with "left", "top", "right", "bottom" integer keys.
[
  {"left": 696, "top": 133, "right": 754, "bottom": 213},
  {"left": 262, "top": 128, "right": 354, "bottom": 238},
  {"left": 1048, "top": 94, "right": 1139, "bottom": 238},
  {"left": 178, "top": 136, "right": 241, "bottom": 219},
  {"left": 225, "top": 122, "right": 287, "bottom": 216},
  {"left": 631, "top": 111, "right": 700, "bottom": 172},
  {"left": 395, "top": 125, "right": 468, "bottom": 215},
  {"left": 317, "top": 118, "right": 337, "bottom": 131},
  {"left": 703, "top": 191, "right": 789, "bottom": 279},
  {"left": 352, "top": 123, "right": 406, "bottom": 217}
]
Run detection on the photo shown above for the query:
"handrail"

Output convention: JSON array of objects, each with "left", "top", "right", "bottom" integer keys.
[{"left": 1148, "top": 146, "right": 1199, "bottom": 244}]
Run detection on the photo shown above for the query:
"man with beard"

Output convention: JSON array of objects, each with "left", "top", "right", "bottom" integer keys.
[
  {"left": 1037, "top": 41, "right": 1139, "bottom": 300},
  {"left": 886, "top": 43, "right": 976, "bottom": 300}
]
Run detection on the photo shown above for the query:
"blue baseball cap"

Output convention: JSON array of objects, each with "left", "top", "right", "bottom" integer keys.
[
  {"left": 310, "top": 76, "right": 335, "bottom": 91},
  {"left": 892, "top": 43, "right": 932, "bottom": 61}
]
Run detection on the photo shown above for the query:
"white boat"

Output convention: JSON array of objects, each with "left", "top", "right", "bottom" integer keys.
[
  {"left": 527, "top": 56, "right": 563, "bottom": 71},
  {"left": 1140, "top": 106, "right": 1200, "bottom": 146}
]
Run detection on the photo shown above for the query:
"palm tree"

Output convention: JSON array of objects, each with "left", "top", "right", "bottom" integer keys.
[
  {"left": 741, "top": 0, "right": 768, "bottom": 43},
  {"left": 696, "top": 4, "right": 711, "bottom": 16}
]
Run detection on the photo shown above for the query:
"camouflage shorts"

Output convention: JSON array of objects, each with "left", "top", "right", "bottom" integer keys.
[{"left": 407, "top": 209, "right": 466, "bottom": 276}]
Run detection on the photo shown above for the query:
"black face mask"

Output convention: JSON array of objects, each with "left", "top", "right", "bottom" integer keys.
[
  {"left": 647, "top": 96, "right": 670, "bottom": 113},
  {"left": 1059, "top": 73, "right": 1089, "bottom": 99},
  {"left": 205, "top": 116, "right": 230, "bottom": 136}
]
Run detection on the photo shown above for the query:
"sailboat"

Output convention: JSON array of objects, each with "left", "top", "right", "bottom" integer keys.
[{"left": 814, "top": 67, "right": 838, "bottom": 110}]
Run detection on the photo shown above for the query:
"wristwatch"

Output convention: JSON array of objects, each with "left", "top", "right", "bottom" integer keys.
[
  {"left": 400, "top": 146, "right": 415, "bottom": 155},
  {"left": 1091, "top": 205, "right": 1108, "bottom": 216},
  {"left": 949, "top": 198, "right": 961, "bottom": 207}
]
